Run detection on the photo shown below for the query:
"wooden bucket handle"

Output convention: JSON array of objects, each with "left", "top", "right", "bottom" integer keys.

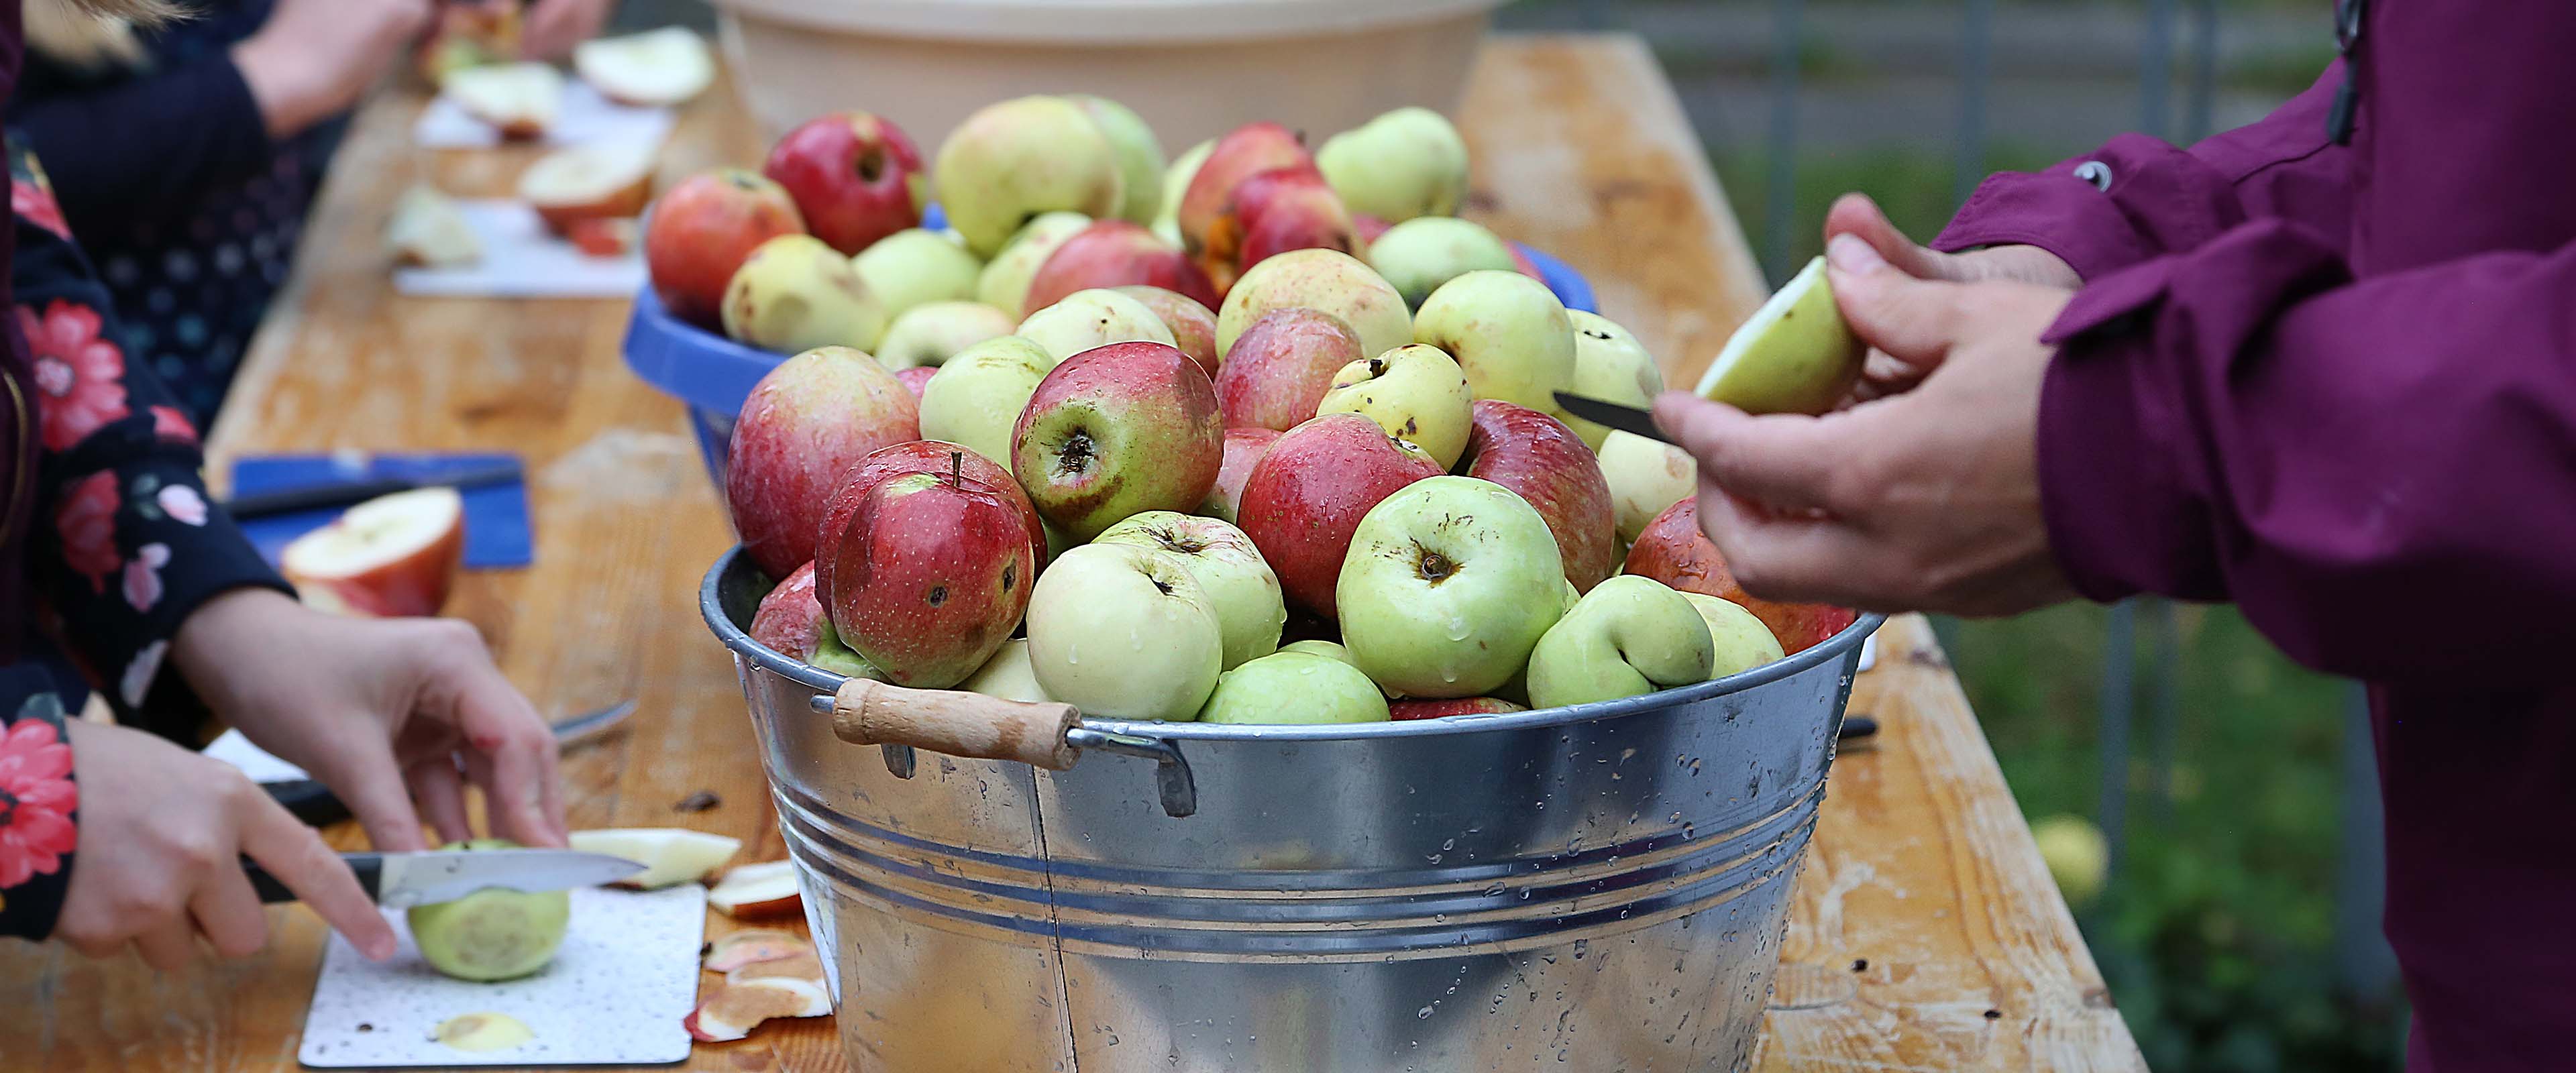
[{"left": 827, "top": 677, "right": 1082, "bottom": 771}]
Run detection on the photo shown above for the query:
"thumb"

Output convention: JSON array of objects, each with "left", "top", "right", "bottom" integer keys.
[{"left": 1827, "top": 234, "right": 1968, "bottom": 370}]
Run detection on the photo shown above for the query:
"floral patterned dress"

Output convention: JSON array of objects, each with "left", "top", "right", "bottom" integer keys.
[{"left": 0, "top": 137, "right": 290, "bottom": 939}]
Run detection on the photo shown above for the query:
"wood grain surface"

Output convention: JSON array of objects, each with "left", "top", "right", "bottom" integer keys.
[{"left": 0, "top": 36, "right": 2141, "bottom": 1073}]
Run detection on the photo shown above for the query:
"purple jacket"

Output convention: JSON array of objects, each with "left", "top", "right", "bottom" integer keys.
[{"left": 1937, "top": 7, "right": 2576, "bottom": 1068}]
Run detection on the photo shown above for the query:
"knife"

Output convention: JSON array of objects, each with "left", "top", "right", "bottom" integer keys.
[
  {"left": 1553, "top": 391, "right": 1676, "bottom": 446},
  {"left": 223, "top": 459, "right": 525, "bottom": 520},
  {"left": 260, "top": 699, "right": 638, "bottom": 826},
  {"left": 245, "top": 847, "right": 645, "bottom": 908}
]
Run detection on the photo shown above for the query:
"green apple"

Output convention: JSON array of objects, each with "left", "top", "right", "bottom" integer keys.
[
  {"left": 1016, "top": 288, "right": 1176, "bottom": 364},
  {"left": 1280, "top": 638, "right": 1355, "bottom": 665},
  {"left": 1316, "top": 343, "right": 1474, "bottom": 469},
  {"left": 1094, "top": 510, "right": 1285, "bottom": 670},
  {"left": 1366, "top": 216, "right": 1517, "bottom": 309},
  {"left": 1337, "top": 476, "right": 1566, "bottom": 698},
  {"left": 850, "top": 227, "right": 981, "bottom": 329},
  {"left": 1680, "top": 592, "right": 1784, "bottom": 679},
  {"left": 918, "top": 335, "right": 1054, "bottom": 471},
  {"left": 1563, "top": 310, "right": 1664, "bottom": 449},
  {"left": 933, "top": 95, "right": 1124, "bottom": 256},
  {"left": 1197, "top": 651, "right": 1391, "bottom": 725},
  {"left": 1692, "top": 255, "right": 1863, "bottom": 415},
  {"left": 1411, "top": 270, "right": 1576, "bottom": 416},
  {"left": 1025, "top": 543, "right": 1223, "bottom": 720},
  {"left": 874, "top": 300, "right": 1018, "bottom": 370},
  {"left": 1069, "top": 95, "right": 1164, "bottom": 225},
  {"left": 1525, "top": 575, "right": 1714, "bottom": 709},
  {"left": 959, "top": 638, "right": 1049, "bottom": 703},
  {"left": 720, "top": 233, "right": 887, "bottom": 355},
  {"left": 1215, "top": 248, "right": 1411, "bottom": 364},
  {"left": 976, "top": 211, "right": 1093, "bottom": 319},
  {"left": 1597, "top": 429, "right": 1697, "bottom": 544},
  {"left": 405, "top": 839, "right": 571, "bottom": 982},
  {"left": 1314, "top": 107, "right": 1470, "bottom": 223},
  {"left": 1153, "top": 139, "right": 1213, "bottom": 247}
]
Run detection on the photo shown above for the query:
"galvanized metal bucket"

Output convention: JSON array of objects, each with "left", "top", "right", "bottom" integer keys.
[{"left": 702, "top": 548, "right": 1880, "bottom": 1072}]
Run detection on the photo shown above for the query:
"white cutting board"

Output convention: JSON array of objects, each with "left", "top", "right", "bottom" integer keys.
[
  {"left": 392, "top": 199, "right": 647, "bottom": 299},
  {"left": 415, "top": 80, "right": 675, "bottom": 150},
  {"left": 299, "top": 884, "right": 706, "bottom": 1067}
]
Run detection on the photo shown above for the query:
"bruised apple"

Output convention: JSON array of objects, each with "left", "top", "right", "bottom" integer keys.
[{"left": 1623, "top": 498, "right": 1858, "bottom": 654}]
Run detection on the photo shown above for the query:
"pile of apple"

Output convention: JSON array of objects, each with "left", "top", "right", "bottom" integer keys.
[{"left": 655, "top": 94, "right": 1852, "bottom": 726}]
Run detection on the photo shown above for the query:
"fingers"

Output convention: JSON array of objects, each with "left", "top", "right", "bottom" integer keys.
[
  {"left": 331, "top": 740, "right": 431, "bottom": 854},
  {"left": 407, "top": 758, "right": 473, "bottom": 846},
  {"left": 440, "top": 632, "right": 567, "bottom": 848},
  {"left": 1653, "top": 392, "right": 1852, "bottom": 514},
  {"left": 1822, "top": 194, "right": 1959, "bottom": 281},
  {"left": 133, "top": 921, "right": 197, "bottom": 972},
  {"left": 1826, "top": 238, "right": 1974, "bottom": 370},
  {"left": 190, "top": 862, "right": 270, "bottom": 960},
  {"left": 1694, "top": 485, "right": 1891, "bottom": 606},
  {"left": 233, "top": 787, "right": 396, "bottom": 961}
]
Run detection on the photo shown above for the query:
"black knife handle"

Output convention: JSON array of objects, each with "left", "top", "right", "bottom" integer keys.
[{"left": 246, "top": 852, "right": 382, "bottom": 905}]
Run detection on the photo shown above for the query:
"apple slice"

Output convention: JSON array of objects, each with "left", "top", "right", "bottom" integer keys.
[
  {"left": 682, "top": 977, "right": 830, "bottom": 1042},
  {"left": 1693, "top": 255, "right": 1864, "bottom": 416},
  {"left": 442, "top": 62, "right": 564, "bottom": 139},
  {"left": 574, "top": 27, "right": 713, "bottom": 107},
  {"left": 568, "top": 828, "right": 740, "bottom": 889},
  {"left": 280, "top": 487, "right": 465, "bottom": 618},
  {"left": 727, "top": 950, "right": 826, "bottom": 986},
  {"left": 564, "top": 217, "right": 638, "bottom": 257},
  {"left": 708, "top": 860, "right": 803, "bottom": 920},
  {"left": 518, "top": 144, "right": 655, "bottom": 235},
  {"left": 704, "top": 928, "right": 810, "bottom": 973},
  {"left": 386, "top": 186, "right": 482, "bottom": 269}
]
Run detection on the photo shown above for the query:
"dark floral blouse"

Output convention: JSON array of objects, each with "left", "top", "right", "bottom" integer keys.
[{"left": 0, "top": 136, "right": 290, "bottom": 940}]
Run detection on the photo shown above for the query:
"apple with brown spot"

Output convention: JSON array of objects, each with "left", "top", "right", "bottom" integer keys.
[
  {"left": 814, "top": 441, "right": 1041, "bottom": 608},
  {"left": 1012, "top": 341, "right": 1224, "bottom": 541},
  {"left": 818, "top": 463, "right": 1038, "bottom": 688}
]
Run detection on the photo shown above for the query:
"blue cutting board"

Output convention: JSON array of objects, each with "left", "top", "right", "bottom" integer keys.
[{"left": 231, "top": 453, "right": 533, "bottom": 569}]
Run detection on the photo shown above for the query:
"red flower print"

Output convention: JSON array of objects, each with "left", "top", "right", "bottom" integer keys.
[
  {"left": 11, "top": 174, "right": 69, "bottom": 241},
  {"left": 122, "top": 543, "right": 170, "bottom": 613},
  {"left": 21, "top": 301, "right": 129, "bottom": 451},
  {"left": 150, "top": 406, "right": 198, "bottom": 445},
  {"left": 0, "top": 720, "right": 78, "bottom": 889},
  {"left": 54, "top": 471, "right": 119, "bottom": 594}
]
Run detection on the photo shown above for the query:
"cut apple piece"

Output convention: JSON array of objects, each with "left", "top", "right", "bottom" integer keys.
[
  {"left": 565, "top": 217, "right": 637, "bottom": 257},
  {"left": 703, "top": 928, "right": 810, "bottom": 973},
  {"left": 708, "top": 860, "right": 802, "bottom": 920},
  {"left": 682, "top": 977, "right": 830, "bottom": 1042},
  {"left": 574, "top": 27, "right": 713, "bottom": 107},
  {"left": 726, "top": 950, "right": 826, "bottom": 986},
  {"left": 386, "top": 186, "right": 481, "bottom": 269},
  {"left": 443, "top": 62, "right": 564, "bottom": 139},
  {"left": 568, "top": 828, "right": 740, "bottom": 889},
  {"left": 280, "top": 487, "right": 466, "bottom": 618},
  {"left": 1693, "top": 255, "right": 1864, "bottom": 416},
  {"left": 518, "top": 144, "right": 655, "bottom": 235}
]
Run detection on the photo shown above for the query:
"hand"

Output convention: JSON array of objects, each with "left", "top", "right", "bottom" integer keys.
[
  {"left": 520, "top": 0, "right": 619, "bottom": 61},
  {"left": 1823, "top": 193, "right": 2080, "bottom": 402},
  {"left": 55, "top": 719, "right": 398, "bottom": 968},
  {"left": 232, "top": 0, "right": 435, "bottom": 138},
  {"left": 170, "top": 589, "right": 566, "bottom": 853},
  {"left": 1651, "top": 235, "right": 2080, "bottom": 616}
]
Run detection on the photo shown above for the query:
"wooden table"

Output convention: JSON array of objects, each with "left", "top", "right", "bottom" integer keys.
[{"left": 0, "top": 34, "right": 2142, "bottom": 1073}]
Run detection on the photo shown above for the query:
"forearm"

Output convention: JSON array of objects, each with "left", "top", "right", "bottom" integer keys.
[{"left": 11, "top": 57, "right": 274, "bottom": 234}]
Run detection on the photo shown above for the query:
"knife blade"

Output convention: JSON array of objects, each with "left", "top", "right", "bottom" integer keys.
[
  {"left": 1552, "top": 391, "right": 1676, "bottom": 446},
  {"left": 246, "top": 847, "right": 645, "bottom": 908},
  {"left": 223, "top": 459, "right": 525, "bottom": 520}
]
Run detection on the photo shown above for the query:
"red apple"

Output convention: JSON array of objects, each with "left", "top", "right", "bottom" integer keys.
[
  {"left": 820, "top": 466, "right": 1037, "bottom": 688},
  {"left": 896, "top": 365, "right": 936, "bottom": 399},
  {"left": 1352, "top": 213, "right": 1392, "bottom": 246},
  {"left": 1624, "top": 498, "right": 1860, "bottom": 655},
  {"left": 749, "top": 561, "right": 829, "bottom": 659},
  {"left": 814, "top": 441, "right": 1040, "bottom": 610},
  {"left": 1012, "top": 341, "right": 1224, "bottom": 541},
  {"left": 1511, "top": 243, "right": 1547, "bottom": 282},
  {"left": 1199, "top": 426, "right": 1280, "bottom": 524},
  {"left": 1230, "top": 166, "right": 1358, "bottom": 274},
  {"left": 1390, "top": 697, "right": 1527, "bottom": 721},
  {"left": 1114, "top": 285, "right": 1221, "bottom": 378},
  {"left": 645, "top": 169, "right": 804, "bottom": 326},
  {"left": 1211, "top": 308, "right": 1364, "bottom": 432},
  {"left": 1236, "top": 413, "right": 1443, "bottom": 617},
  {"left": 1459, "top": 400, "right": 1617, "bottom": 592},
  {"left": 280, "top": 487, "right": 465, "bottom": 618},
  {"left": 1178, "top": 122, "right": 1311, "bottom": 273},
  {"left": 724, "top": 347, "right": 918, "bottom": 578},
  {"left": 761, "top": 112, "right": 925, "bottom": 256},
  {"left": 1026, "top": 221, "right": 1220, "bottom": 313}
]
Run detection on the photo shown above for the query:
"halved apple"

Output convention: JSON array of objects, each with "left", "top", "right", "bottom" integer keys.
[
  {"left": 518, "top": 143, "right": 655, "bottom": 235},
  {"left": 443, "top": 62, "right": 564, "bottom": 140},
  {"left": 280, "top": 487, "right": 465, "bottom": 618},
  {"left": 574, "top": 27, "right": 713, "bottom": 108},
  {"left": 386, "top": 186, "right": 481, "bottom": 269},
  {"left": 1693, "top": 255, "right": 1864, "bottom": 415},
  {"left": 708, "top": 860, "right": 802, "bottom": 920},
  {"left": 682, "top": 977, "right": 830, "bottom": 1042},
  {"left": 567, "top": 827, "right": 741, "bottom": 889}
]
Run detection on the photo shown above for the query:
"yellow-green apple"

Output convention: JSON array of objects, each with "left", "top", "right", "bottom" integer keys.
[
  {"left": 1314, "top": 107, "right": 1470, "bottom": 223},
  {"left": 1525, "top": 575, "right": 1714, "bottom": 708},
  {"left": 573, "top": 27, "right": 714, "bottom": 107},
  {"left": 1199, "top": 426, "right": 1279, "bottom": 522},
  {"left": 1337, "top": 476, "right": 1566, "bottom": 697},
  {"left": 280, "top": 487, "right": 464, "bottom": 618},
  {"left": 1316, "top": 343, "right": 1473, "bottom": 469},
  {"left": 1154, "top": 139, "right": 1213, "bottom": 246},
  {"left": 1562, "top": 310, "right": 1664, "bottom": 449},
  {"left": 407, "top": 840, "right": 570, "bottom": 981},
  {"left": 1217, "top": 248, "right": 1411, "bottom": 365},
  {"left": 760, "top": 111, "right": 926, "bottom": 255},
  {"left": 896, "top": 365, "right": 935, "bottom": 399},
  {"left": 443, "top": 62, "right": 562, "bottom": 139},
  {"left": 1366, "top": 216, "right": 1516, "bottom": 309},
  {"left": 1235, "top": 414, "right": 1444, "bottom": 618},
  {"left": 934, "top": 96, "right": 1125, "bottom": 257},
  {"left": 1212, "top": 307, "right": 1365, "bottom": 431},
  {"left": 1597, "top": 429, "right": 1695, "bottom": 543},
  {"left": 959, "top": 638, "right": 1049, "bottom": 702},
  {"left": 1680, "top": 592, "right": 1785, "bottom": 679},
  {"left": 818, "top": 462, "right": 1038, "bottom": 688},
  {"left": 851, "top": 228, "right": 979, "bottom": 326},
  {"left": 874, "top": 300, "right": 1016, "bottom": 370},
  {"left": 1114, "top": 285, "right": 1220, "bottom": 377},
  {"left": 747, "top": 561, "right": 880, "bottom": 678},
  {"left": 1196, "top": 651, "right": 1390, "bottom": 725},
  {"left": 1459, "top": 400, "right": 1617, "bottom": 591},
  {"left": 1279, "top": 638, "right": 1355, "bottom": 665},
  {"left": 645, "top": 169, "right": 804, "bottom": 326},
  {"left": 724, "top": 347, "right": 918, "bottom": 577},
  {"left": 1095, "top": 511, "right": 1285, "bottom": 670},
  {"left": 1025, "top": 543, "right": 1224, "bottom": 720},
  {"left": 1623, "top": 498, "right": 1859, "bottom": 655},
  {"left": 815, "top": 441, "right": 1042, "bottom": 606},
  {"left": 721, "top": 234, "right": 887, "bottom": 355},
  {"left": 1069, "top": 95, "right": 1164, "bottom": 224},
  {"left": 386, "top": 186, "right": 480, "bottom": 268},
  {"left": 1012, "top": 341, "right": 1223, "bottom": 540},
  {"left": 1178, "top": 122, "right": 1310, "bottom": 264},
  {"left": 1016, "top": 288, "right": 1178, "bottom": 365},
  {"left": 1227, "top": 166, "right": 1359, "bottom": 284},
  {"left": 517, "top": 143, "right": 654, "bottom": 236},
  {"left": 918, "top": 335, "right": 1053, "bottom": 473},
  {"left": 977, "top": 211, "right": 1093, "bottom": 319},
  {"left": 1389, "top": 697, "right": 1527, "bottom": 720},
  {"left": 1692, "top": 255, "right": 1863, "bottom": 415},
  {"left": 1412, "top": 270, "right": 1576, "bottom": 415},
  {"left": 1027, "top": 221, "right": 1220, "bottom": 314}
]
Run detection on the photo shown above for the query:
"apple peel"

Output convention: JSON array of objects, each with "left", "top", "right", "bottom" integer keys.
[
  {"left": 703, "top": 928, "right": 810, "bottom": 973},
  {"left": 708, "top": 860, "right": 803, "bottom": 920},
  {"left": 568, "top": 828, "right": 741, "bottom": 889},
  {"left": 683, "top": 977, "right": 830, "bottom": 1042}
]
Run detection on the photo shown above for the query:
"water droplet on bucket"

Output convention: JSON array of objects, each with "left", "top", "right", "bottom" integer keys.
[{"left": 1417, "top": 1006, "right": 1435, "bottom": 1020}]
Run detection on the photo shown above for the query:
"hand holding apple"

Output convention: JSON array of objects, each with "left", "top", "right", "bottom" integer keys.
[{"left": 1524, "top": 575, "right": 1713, "bottom": 708}]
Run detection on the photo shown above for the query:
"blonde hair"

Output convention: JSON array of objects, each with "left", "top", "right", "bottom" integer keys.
[{"left": 26, "top": 0, "right": 186, "bottom": 69}]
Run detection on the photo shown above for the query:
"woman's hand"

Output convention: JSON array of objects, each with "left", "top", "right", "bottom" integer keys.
[
  {"left": 232, "top": 0, "right": 435, "bottom": 139},
  {"left": 520, "top": 0, "right": 619, "bottom": 62},
  {"left": 1823, "top": 194, "right": 2080, "bottom": 401},
  {"left": 170, "top": 589, "right": 566, "bottom": 853},
  {"left": 54, "top": 719, "right": 398, "bottom": 969}
]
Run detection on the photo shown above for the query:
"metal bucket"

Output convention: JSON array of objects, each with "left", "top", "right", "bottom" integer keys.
[{"left": 702, "top": 549, "right": 1880, "bottom": 1072}]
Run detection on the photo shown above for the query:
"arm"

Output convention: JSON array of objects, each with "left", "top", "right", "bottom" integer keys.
[{"left": 10, "top": 57, "right": 274, "bottom": 235}]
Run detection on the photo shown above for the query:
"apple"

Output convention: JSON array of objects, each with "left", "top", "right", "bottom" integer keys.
[
  {"left": 1279, "top": 638, "right": 1355, "bottom": 665},
  {"left": 386, "top": 186, "right": 480, "bottom": 268},
  {"left": 896, "top": 365, "right": 936, "bottom": 399},
  {"left": 1316, "top": 343, "right": 1474, "bottom": 469},
  {"left": 1525, "top": 575, "right": 1714, "bottom": 709},
  {"left": 1680, "top": 592, "right": 1786, "bottom": 679},
  {"left": 1069, "top": 95, "right": 1165, "bottom": 224},
  {"left": 568, "top": 828, "right": 742, "bottom": 890},
  {"left": 442, "top": 62, "right": 562, "bottom": 139},
  {"left": 1224, "top": 166, "right": 1359, "bottom": 286},
  {"left": 1623, "top": 498, "right": 1860, "bottom": 655},
  {"left": 1026, "top": 220, "right": 1220, "bottom": 313},
  {"left": 1015, "top": 287, "right": 1178, "bottom": 365},
  {"left": 1197, "top": 651, "right": 1390, "bottom": 725},
  {"left": 1561, "top": 310, "right": 1666, "bottom": 449},
  {"left": 1153, "top": 138, "right": 1213, "bottom": 246},
  {"left": 1692, "top": 255, "right": 1864, "bottom": 415},
  {"left": 1412, "top": 270, "right": 1577, "bottom": 416},
  {"left": 565, "top": 217, "right": 638, "bottom": 257},
  {"left": 1366, "top": 216, "right": 1517, "bottom": 309},
  {"left": 959, "top": 638, "right": 1049, "bottom": 703},
  {"left": 280, "top": 487, "right": 465, "bottom": 618},
  {"left": 417, "top": 2, "right": 517, "bottom": 84},
  {"left": 850, "top": 228, "right": 979, "bottom": 325},
  {"left": 1597, "top": 429, "right": 1695, "bottom": 543},
  {"left": 721, "top": 233, "right": 888, "bottom": 355},
  {"left": 1351, "top": 213, "right": 1392, "bottom": 246},
  {"left": 1024, "top": 543, "right": 1224, "bottom": 721},
  {"left": 645, "top": 169, "right": 804, "bottom": 326},
  {"left": 574, "top": 27, "right": 714, "bottom": 106},
  {"left": 815, "top": 441, "right": 1042, "bottom": 610},
  {"left": 874, "top": 300, "right": 1016, "bottom": 370},
  {"left": 704, "top": 929, "right": 810, "bottom": 974},
  {"left": 975, "top": 211, "right": 1093, "bottom": 319},
  {"left": 1199, "top": 426, "right": 1279, "bottom": 523},
  {"left": 1315, "top": 107, "right": 1470, "bottom": 223},
  {"left": 1095, "top": 511, "right": 1286, "bottom": 670},
  {"left": 1210, "top": 307, "right": 1365, "bottom": 432},
  {"left": 708, "top": 860, "right": 803, "bottom": 920},
  {"left": 761, "top": 111, "right": 926, "bottom": 256},
  {"left": 747, "top": 561, "right": 881, "bottom": 678},
  {"left": 1216, "top": 247, "right": 1411, "bottom": 364},
  {"left": 1459, "top": 400, "right": 1617, "bottom": 591},
  {"left": 1113, "top": 285, "right": 1221, "bottom": 377},
  {"left": 917, "top": 335, "right": 1054, "bottom": 473},
  {"left": 1012, "top": 341, "right": 1222, "bottom": 540},
  {"left": 405, "top": 839, "right": 570, "bottom": 982},
  {"left": 1337, "top": 476, "right": 1566, "bottom": 697},
  {"left": 1177, "top": 121, "right": 1310, "bottom": 262},
  {"left": 934, "top": 95, "right": 1125, "bottom": 256},
  {"left": 724, "top": 346, "right": 918, "bottom": 578},
  {"left": 517, "top": 143, "right": 654, "bottom": 235},
  {"left": 1234, "top": 412, "right": 1444, "bottom": 618},
  {"left": 1389, "top": 696, "right": 1527, "bottom": 721},
  {"left": 818, "top": 465, "right": 1037, "bottom": 688}
]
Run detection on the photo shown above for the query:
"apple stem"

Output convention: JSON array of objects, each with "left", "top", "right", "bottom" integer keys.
[{"left": 949, "top": 451, "right": 963, "bottom": 487}]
